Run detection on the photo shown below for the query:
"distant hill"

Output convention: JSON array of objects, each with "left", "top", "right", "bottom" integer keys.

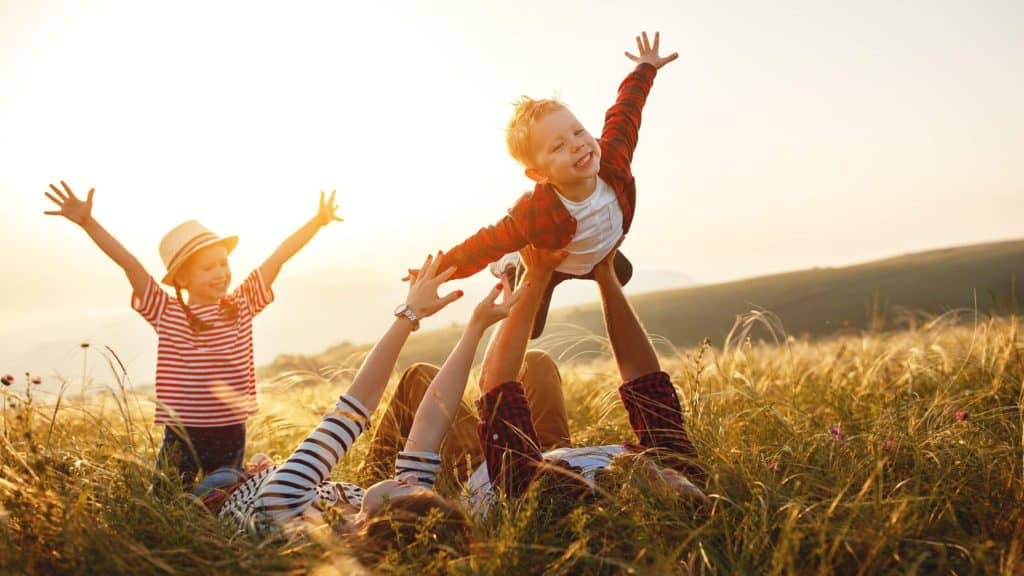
[{"left": 260, "top": 239, "right": 1024, "bottom": 379}]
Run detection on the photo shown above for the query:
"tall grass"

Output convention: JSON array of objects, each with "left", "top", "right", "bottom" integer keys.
[{"left": 1, "top": 317, "right": 1022, "bottom": 574}]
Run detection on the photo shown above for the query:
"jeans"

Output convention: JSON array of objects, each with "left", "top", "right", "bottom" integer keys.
[
  {"left": 531, "top": 249, "right": 633, "bottom": 339},
  {"left": 154, "top": 423, "right": 246, "bottom": 492}
]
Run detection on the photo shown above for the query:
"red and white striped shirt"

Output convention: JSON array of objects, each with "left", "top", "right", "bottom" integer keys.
[{"left": 132, "top": 270, "right": 274, "bottom": 427}]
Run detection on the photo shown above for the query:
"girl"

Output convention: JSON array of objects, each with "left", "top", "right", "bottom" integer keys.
[{"left": 44, "top": 180, "right": 342, "bottom": 490}]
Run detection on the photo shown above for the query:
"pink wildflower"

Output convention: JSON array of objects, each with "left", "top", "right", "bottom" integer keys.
[
  {"left": 1, "top": 374, "right": 12, "bottom": 386},
  {"left": 882, "top": 439, "right": 895, "bottom": 451},
  {"left": 955, "top": 410, "right": 968, "bottom": 422},
  {"left": 30, "top": 376, "right": 42, "bottom": 385},
  {"left": 829, "top": 426, "right": 846, "bottom": 446}
]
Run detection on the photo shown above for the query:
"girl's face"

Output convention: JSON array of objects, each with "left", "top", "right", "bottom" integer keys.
[
  {"left": 358, "top": 473, "right": 430, "bottom": 516},
  {"left": 177, "top": 244, "right": 231, "bottom": 305}
]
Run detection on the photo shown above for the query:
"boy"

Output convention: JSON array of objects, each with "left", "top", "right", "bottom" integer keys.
[{"left": 422, "top": 31, "right": 678, "bottom": 338}]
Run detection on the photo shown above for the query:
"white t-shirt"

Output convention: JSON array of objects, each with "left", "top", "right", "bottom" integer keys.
[
  {"left": 462, "top": 444, "right": 626, "bottom": 514},
  {"left": 554, "top": 178, "right": 624, "bottom": 276}
]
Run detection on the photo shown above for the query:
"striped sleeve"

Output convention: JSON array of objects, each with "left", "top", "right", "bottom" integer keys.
[
  {"left": 254, "top": 394, "right": 370, "bottom": 524},
  {"left": 395, "top": 451, "right": 441, "bottom": 489},
  {"left": 131, "top": 275, "right": 168, "bottom": 329},
  {"left": 236, "top": 269, "right": 275, "bottom": 317}
]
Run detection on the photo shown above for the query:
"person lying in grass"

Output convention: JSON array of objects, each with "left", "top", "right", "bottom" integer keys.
[
  {"left": 199, "top": 253, "right": 520, "bottom": 562},
  {"left": 364, "top": 245, "right": 706, "bottom": 514},
  {"left": 471, "top": 244, "right": 707, "bottom": 509}
]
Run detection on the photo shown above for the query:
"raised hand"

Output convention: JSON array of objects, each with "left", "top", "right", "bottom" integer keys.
[
  {"left": 592, "top": 237, "right": 625, "bottom": 283},
  {"left": 404, "top": 251, "right": 463, "bottom": 320},
  {"left": 469, "top": 276, "right": 522, "bottom": 330},
  {"left": 44, "top": 180, "right": 94, "bottom": 226},
  {"left": 518, "top": 245, "right": 569, "bottom": 280},
  {"left": 624, "top": 31, "right": 678, "bottom": 70},
  {"left": 316, "top": 189, "right": 343, "bottom": 227}
]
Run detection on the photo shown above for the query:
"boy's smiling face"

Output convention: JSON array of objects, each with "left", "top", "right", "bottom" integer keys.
[
  {"left": 525, "top": 108, "right": 601, "bottom": 187},
  {"left": 176, "top": 244, "right": 232, "bottom": 304}
]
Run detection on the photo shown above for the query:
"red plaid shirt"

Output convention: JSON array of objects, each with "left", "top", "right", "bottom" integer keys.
[
  {"left": 439, "top": 63, "right": 658, "bottom": 279},
  {"left": 619, "top": 371, "right": 706, "bottom": 487},
  {"left": 476, "top": 371, "right": 703, "bottom": 500}
]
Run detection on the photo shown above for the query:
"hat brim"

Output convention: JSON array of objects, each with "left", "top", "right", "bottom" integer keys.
[{"left": 161, "top": 235, "right": 239, "bottom": 286}]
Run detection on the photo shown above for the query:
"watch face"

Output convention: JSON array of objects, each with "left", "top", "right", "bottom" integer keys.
[{"left": 394, "top": 303, "right": 407, "bottom": 315}]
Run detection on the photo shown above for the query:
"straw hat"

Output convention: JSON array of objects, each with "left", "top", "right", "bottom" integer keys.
[{"left": 159, "top": 220, "right": 239, "bottom": 286}]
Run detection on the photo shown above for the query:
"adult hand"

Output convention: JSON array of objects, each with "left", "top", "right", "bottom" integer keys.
[
  {"left": 624, "top": 31, "right": 678, "bottom": 70},
  {"left": 468, "top": 276, "right": 522, "bottom": 331},
  {"left": 44, "top": 181, "right": 94, "bottom": 226},
  {"left": 404, "top": 251, "right": 463, "bottom": 320},
  {"left": 519, "top": 245, "right": 568, "bottom": 281},
  {"left": 592, "top": 237, "right": 625, "bottom": 283}
]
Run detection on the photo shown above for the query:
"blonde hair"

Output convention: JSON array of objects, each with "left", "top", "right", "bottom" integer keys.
[{"left": 505, "top": 96, "right": 569, "bottom": 167}]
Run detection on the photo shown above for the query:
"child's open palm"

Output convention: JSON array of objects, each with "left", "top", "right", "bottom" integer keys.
[
  {"left": 625, "top": 31, "right": 678, "bottom": 70},
  {"left": 44, "top": 181, "right": 94, "bottom": 226},
  {"left": 316, "top": 189, "right": 343, "bottom": 227}
]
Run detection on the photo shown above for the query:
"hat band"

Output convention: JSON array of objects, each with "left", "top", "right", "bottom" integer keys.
[{"left": 166, "top": 232, "right": 220, "bottom": 274}]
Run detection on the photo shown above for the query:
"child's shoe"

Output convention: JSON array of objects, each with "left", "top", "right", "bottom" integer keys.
[{"left": 489, "top": 252, "right": 522, "bottom": 286}]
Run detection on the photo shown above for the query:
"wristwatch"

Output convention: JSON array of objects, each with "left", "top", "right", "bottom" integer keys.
[{"left": 393, "top": 303, "right": 420, "bottom": 331}]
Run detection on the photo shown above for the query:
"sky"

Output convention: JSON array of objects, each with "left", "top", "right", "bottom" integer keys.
[{"left": 1, "top": 0, "right": 1022, "bottom": 386}]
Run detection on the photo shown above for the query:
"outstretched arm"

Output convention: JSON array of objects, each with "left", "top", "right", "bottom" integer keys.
[
  {"left": 406, "top": 214, "right": 528, "bottom": 282},
  {"left": 593, "top": 248, "right": 705, "bottom": 485},
  {"left": 601, "top": 31, "right": 679, "bottom": 169},
  {"left": 474, "top": 246, "right": 567, "bottom": 498},
  {"left": 346, "top": 252, "right": 462, "bottom": 413},
  {"left": 404, "top": 278, "right": 521, "bottom": 454},
  {"left": 258, "top": 190, "right": 342, "bottom": 287},
  {"left": 44, "top": 181, "right": 149, "bottom": 298},
  {"left": 593, "top": 247, "right": 660, "bottom": 381},
  {"left": 478, "top": 247, "right": 567, "bottom": 393}
]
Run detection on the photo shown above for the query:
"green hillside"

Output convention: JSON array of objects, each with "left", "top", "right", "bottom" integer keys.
[{"left": 260, "top": 239, "right": 1024, "bottom": 377}]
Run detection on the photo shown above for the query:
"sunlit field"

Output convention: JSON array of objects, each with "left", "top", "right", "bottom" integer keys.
[{"left": 2, "top": 315, "right": 1022, "bottom": 575}]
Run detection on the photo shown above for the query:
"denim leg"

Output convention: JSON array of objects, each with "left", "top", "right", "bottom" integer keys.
[
  {"left": 529, "top": 250, "right": 633, "bottom": 339},
  {"left": 153, "top": 425, "right": 200, "bottom": 492},
  {"left": 530, "top": 272, "right": 570, "bottom": 340},
  {"left": 192, "top": 424, "right": 247, "bottom": 473}
]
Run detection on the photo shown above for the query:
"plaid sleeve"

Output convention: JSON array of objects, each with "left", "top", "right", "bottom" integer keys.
[
  {"left": 600, "top": 63, "right": 657, "bottom": 172},
  {"left": 130, "top": 275, "right": 168, "bottom": 330},
  {"left": 235, "top": 269, "right": 275, "bottom": 317},
  {"left": 619, "top": 371, "right": 706, "bottom": 487},
  {"left": 475, "top": 381, "right": 543, "bottom": 499},
  {"left": 438, "top": 214, "right": 528, "bottom": 280}
]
